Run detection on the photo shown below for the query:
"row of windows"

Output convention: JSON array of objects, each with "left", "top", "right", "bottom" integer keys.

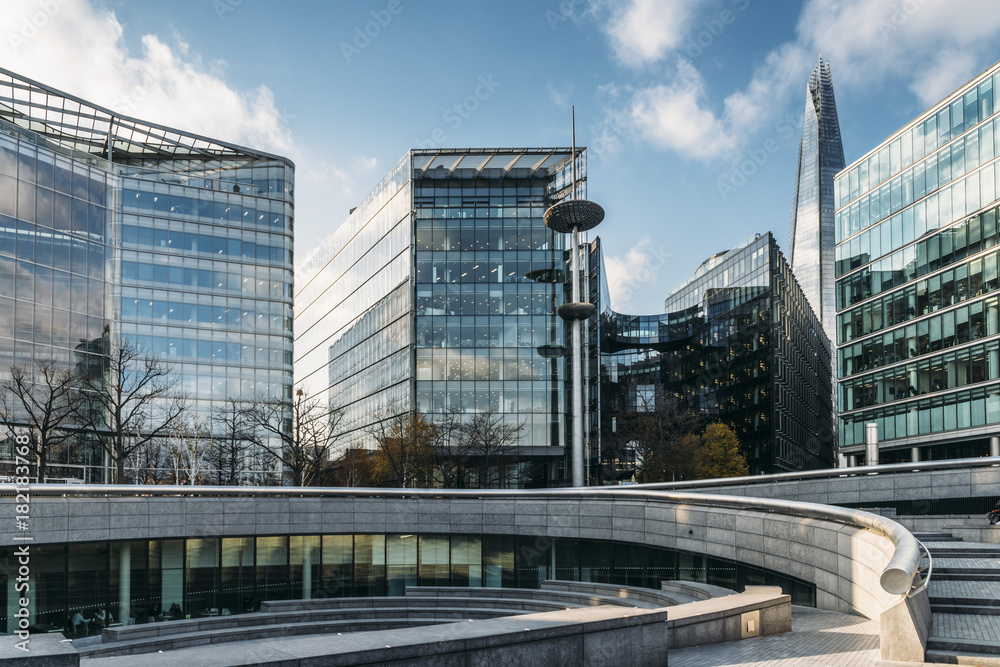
[
  {"left": 121, "top": 260, "right": 291, "bottom": 299},
  {"left": 0, "top": 220, "right": 105, "bottom": 280},
  {"left": 0, "top": 303, "right": 105, "bottom": 350},
  {"left": 840, "top": 382, "right": 1000, "bottom": 447},
  {"left": 840, "top": 341, "right": 997, "bottom": 411},
  {"left": 416, "top": 381, "right": 561, "bottom": 417},
  {"left": 837, "top": 71, "right": 998, "bottom": 209},
  {"left": 122, "top": 188, "right": 288, "bottom": 230},
  {"left": 838, "top": 247, "right": 1000, "bottom": 344},
  {"left": 837, "top": 114, "right": 1000, "bottom": 243},
  {"left": 121, "top": 332, "right": 291, "bottom": 368},
  {"left": 0, "top": 532, "right": 811, "bottom": 635},
  {"left": 416, "top": 348, "right": 563, "bottom": 383},
  {"left": 840, "top": 295, "right": 999, "bottom": 378},
  {"left": 413, "top": 183, "right": 547, "bottom": 197},
  {"left": 415, "top": 220, "right": 560, "bottom": 252},
  {"left": 413, "top": 205, "right": 545, "bottom": 218},
  {"left": 0, "top": 177, "right": 107, "bottom": 238},
  {"left": 415, "top": 250, "right": 563, "bottom": 285},
  {"left": 837, "top": 166, "right": 998, "bottom": 278},
  {"left": 416, "top": 284, "right": 561, "bottom": 317},
  {"left": 664, "top": 241, "right": 770, "bottom": 313},
  {"left": 122, "top": 224, "right": 290, "bottom": 267},
  {"left": 120, "top": 297, "right": 291, "bottom": 333},
  {"left": 415, "top": 315, "right": 560, "bottom": 350},
  {"left": 0, "top": 137, "right": 107, "bottom": 206},
  {"left": 837, "top": 210, "right": 1000, "bottom": 310}
]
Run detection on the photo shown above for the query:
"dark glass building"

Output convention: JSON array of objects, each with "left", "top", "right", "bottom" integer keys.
[
  {"left": 789, "top": 58, "right": 846, "bottom": 345},
  {"left": 835, "top": 62, "right": 1000, "bottom": 462},
  {"left": 296, "top": 149, "right": 581, "bottom": 485},
  {"left": 595, "top": 233, "right": 835, "bottom": 475},
  {"left": 0, "top": 68, "right": 294, "bottom": 481}
]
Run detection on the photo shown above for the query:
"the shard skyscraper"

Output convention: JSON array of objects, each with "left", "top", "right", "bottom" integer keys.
[{"left": 788, "top": 58, "right": 845, "bottom": 344}]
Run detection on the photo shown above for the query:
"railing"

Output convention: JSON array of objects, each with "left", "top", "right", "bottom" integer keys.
[
  {"left": 0, "top": 483, "right": 925, "bottom": 597},
  {"left": 637, "top": 455, "right": 1000, "bottom": 491}
]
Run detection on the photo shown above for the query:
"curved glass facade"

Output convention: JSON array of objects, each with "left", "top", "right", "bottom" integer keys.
[
  {"left": 835, "top": 61, "right": 1000, "bottom": 460},
  {"left": 0, "top": 533, "right": 815, "bottom": 634},
  {"left": 0, "top": 68, "right": 294, "bottom": 481}
]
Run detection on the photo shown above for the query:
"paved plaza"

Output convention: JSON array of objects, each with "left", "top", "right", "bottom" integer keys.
[{"left": 670, "top": 607, "right": 954, "bottom": 667}]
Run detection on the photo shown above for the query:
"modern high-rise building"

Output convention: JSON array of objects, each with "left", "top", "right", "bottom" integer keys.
[
  {"left": 789, "top": 58, "right": 845, "bottom": 344},
  {"left": 295, "top": 148, "right": 580, "bottom": 485},
  {"left": 835, "top": 61, "right": 1000, "bottom": 462},
  {"left": 0, "top": 68, "right": 295, "bottom": 481},
  {"left": 594, "top": 233, "right": 835, "bottom": 477}
]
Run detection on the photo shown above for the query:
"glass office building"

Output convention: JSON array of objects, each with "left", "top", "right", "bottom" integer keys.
[
  {"left": 295, "top": 149, "right": 579, "bottom": 485},
  {"left": 835, "top": 61, "right": 1000, "bottom": 462},
  {"left": 789, "top": 58, "right": 846, "bottom": 344},
  {"left": 0, "top": 68, "right": 294, "bottom": 481},
  {"left": 595, "top": 233, "right": 835, "bottom": 475}
]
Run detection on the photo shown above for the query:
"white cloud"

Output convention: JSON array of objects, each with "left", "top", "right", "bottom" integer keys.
[
  {"left": 547, "top": 81, "right": 574, "bottom": 108},
  {"left": 0, "top": 0, "right": 295, "bottom": 156},
  {"left": 598, "top": 0, "right": 1000, "bottom": 163},
  {"left": 627, "top": 59, "right": 734, "bottom": 160},
  {"left": 798, "top": 0, "right": 1000, "bottom": 107},
  {"left": 0, "top": 0, "right": 365, "bottom": 274},
  {"left": 603, "top": 236, "right": 671, "bottom": 313},
  {"left": 603, "top": 0, "right": 703, "bottom": 67}
]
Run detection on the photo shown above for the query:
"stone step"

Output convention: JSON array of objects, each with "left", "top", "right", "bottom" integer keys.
[
  {"left": 930, "top": 614, "right": 1000, "bottom": 658},
  {"left": 928, "top": 638, "right": 1000, "bottom": 656},
  {"left": 931, "top": 602, "right": 1000, "bottom": 615},
  {"left": 925, "top": 649, "right": 1000, "bottom": 665},
  {"left": 935, "top": 573, "right": 1000, "bottom": 582},
  {"left": 914, "top": 533, "right": 962, "bottom": 542}
]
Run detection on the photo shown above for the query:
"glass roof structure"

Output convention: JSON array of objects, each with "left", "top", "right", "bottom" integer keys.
[{"left": 0, "top": 66, "right": 291, "bottom": 166}]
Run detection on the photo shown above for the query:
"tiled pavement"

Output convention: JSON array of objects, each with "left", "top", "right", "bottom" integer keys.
[{"left": 668, "top": 607, "right": 949, "bottom": 667}]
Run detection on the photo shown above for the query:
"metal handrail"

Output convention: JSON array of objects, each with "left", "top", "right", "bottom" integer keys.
[
  {"left": 907, "top": 539, "right": 933, "bottom": 598},
  {"left": 637, "top": 455, "right": 1000, "bottom": 491},
  {"left": 0, "top": 483, "right": 923, "bottom": 597}
]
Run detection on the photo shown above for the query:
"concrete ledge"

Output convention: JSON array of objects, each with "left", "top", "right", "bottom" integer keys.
[
  {"left": 78, "top": 606, "right": 671, "bottom": 667},
  {"left": 665, "top": 586, "right": 791, "bottom": 649},
  {"left": 0, "top": 633, "right": 78, "bottom": 666}
]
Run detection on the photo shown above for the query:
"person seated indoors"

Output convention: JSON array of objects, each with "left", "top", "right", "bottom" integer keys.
[
  {"left": 168, "top": 603, "right": 184, "bottom": 620},
  {"left": 69, "top": 610, "right": 86, "bottom": 637},
  {"left": 93, "top": 607, "right": 112, "bottom": 629}
]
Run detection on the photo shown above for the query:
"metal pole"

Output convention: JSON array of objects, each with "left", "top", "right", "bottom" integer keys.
[{"left": 570, "top": 108, "right": 584, "bottom": 488}]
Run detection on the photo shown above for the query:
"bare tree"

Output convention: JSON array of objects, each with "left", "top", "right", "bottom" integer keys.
[
  {"left": 603, "top": 382, "right": 706, "bottom": 483},
  {"left": 0, "top": 360, "right": 78, "bottom": 483},
  {"left": 125, "top": 437, "right": 170, "bottom": 485},
  {"left": 242, "top": 389, "right": 344, "bottom": 486},
  {"left": 71, "top": 338, "right": 187, "bottom": 483},
  {"left": 326, "top": 447, "right": 375, "bottom": 487},
  {"left": 369, "top": 408, "right": 437, "bottom": 488},
  {"left": 165, "top": 415, "right": 212, "bottom": 484},
  {"left": 207, "top": 397, "right": 260, "bottom": 486},
  {"left": 458, "top": 405, "right": 523, "bottom": 489}
]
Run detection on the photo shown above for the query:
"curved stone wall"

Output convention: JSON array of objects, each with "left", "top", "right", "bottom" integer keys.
[{"left": 1, "top": 488, "right": 909, "bottom": 618}]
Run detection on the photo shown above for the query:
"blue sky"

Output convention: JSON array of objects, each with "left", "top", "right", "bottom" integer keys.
[{"left": 3, "top": 0, "right": 1000, "bottom": 313}]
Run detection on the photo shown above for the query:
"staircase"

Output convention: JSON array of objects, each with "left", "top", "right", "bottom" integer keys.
[{"left": 917, "top": 531, "right": 1000, "bottom": 665}]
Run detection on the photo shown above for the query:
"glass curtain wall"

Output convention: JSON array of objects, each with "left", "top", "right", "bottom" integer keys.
[
  {"left": 835, "top": 63, "right": 1000, "bottom": 460},
  {"left": 0, "top": 533, "right": 816, "bottom": 636}
]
